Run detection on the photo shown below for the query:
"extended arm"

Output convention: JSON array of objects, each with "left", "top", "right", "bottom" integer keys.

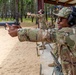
[
  {"left": 17, "top": 28, "right": 50, "bottom": 42},
  {"left": 6, "top": 24, "right": 57, "bottom": 42}
]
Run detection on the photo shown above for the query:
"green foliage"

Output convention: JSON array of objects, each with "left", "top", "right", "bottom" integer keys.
[{"left": 0, "top": 0, "right": 54, "bottom": 23}]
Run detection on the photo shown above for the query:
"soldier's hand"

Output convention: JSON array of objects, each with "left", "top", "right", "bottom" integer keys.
[{"left": 6, "top": 23, "right": 22, "bottom": 37}]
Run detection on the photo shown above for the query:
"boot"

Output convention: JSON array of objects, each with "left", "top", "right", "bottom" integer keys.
[{"left": 48, "top": 62, "right": 57, "bottom": 67}]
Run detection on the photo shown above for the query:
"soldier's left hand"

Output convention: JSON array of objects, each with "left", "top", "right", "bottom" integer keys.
[{"left": 6, "top": 23, "right": 22, "bottom": 37}]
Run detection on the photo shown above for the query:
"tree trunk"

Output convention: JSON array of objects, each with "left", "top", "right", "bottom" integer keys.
[
  {"left": 20, "top": 0, "right": 23, "bottom": 22},
  {"left": 15, "top": 0, "right": 19, "bottom": 24}
]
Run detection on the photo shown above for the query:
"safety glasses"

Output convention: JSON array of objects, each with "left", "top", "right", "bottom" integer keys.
[{"left": 58, "top": 17, "right": 66, "bottom": 22}]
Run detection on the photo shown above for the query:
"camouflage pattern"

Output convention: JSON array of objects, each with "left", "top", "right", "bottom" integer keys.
[
  {"left": 53, "top": 7, "right": 76, "bottom": 75},
  {"left": 17, "top": 7, "right": 76, "bottom": 75},
  {"left": 31, "top": 13, "right": 48, "bottom": 49},
  {"left": 17, "top": 28, "right": 50, "bottom": 42},
  {"left": 37, "top": 14, "right": 47, "bottom": 29},
  {"left": 47, "top": 26, "right": 76, "bottom": 75},
  {"left": 55, "top": 7, "right": 72, "bottom": 18},
  {"left": 57, "top": 27, "right": 76, "bottom": 75},
  {"left": 17, "top": 26, "right": 76, "bottom": 75},
  {"left": 30, "top": 14, "right": 48, "bottom": 29},
  {"left": 18, "top": 28, "right": 39, "bottom": 42}
]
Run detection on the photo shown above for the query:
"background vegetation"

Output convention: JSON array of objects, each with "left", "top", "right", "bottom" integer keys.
[{"left": 0, "top": 0, "right": 56, "bottom": 22}]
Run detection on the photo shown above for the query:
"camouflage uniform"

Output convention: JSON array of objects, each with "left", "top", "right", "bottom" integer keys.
[
  {"left": 17, "top": 7, "right": 76, "bottom": 75},
  {"left": 56, "top": 27, "right": 76, "bottom": 75},
  {"left": 17, "top": 28, "right": 50, "bottom": 42},
  {"left": 53, "top": 7, "right": 76, "bottom": 75},
  {"left": 31, "top": 13, "right": 48, "bottom": 49},
  {"left": 17, "top": 26, "right": 76, "bottom": 75},
  {"left": 31, "top": 14, "right": 47, "bottom": 29}
]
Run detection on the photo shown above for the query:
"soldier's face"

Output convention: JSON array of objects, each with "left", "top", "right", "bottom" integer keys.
[{"left": 57, "top": 17, "right": 69, "bottom": 29}]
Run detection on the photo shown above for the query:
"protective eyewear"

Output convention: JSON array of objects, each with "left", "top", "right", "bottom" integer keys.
[{"left": 58, "top": 17, "right": 66, "bottom": 22}]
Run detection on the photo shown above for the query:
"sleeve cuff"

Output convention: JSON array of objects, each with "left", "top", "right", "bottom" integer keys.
[{"left": 17, "top": 28, "right": 28, "bottom": 42}]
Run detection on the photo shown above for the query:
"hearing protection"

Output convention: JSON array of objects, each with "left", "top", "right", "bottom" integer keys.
[{"left": 68, "top": 7, "right": 76, "bottom": 27}]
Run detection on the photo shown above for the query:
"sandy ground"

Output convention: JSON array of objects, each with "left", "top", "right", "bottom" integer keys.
[{"left": 0, "top": 27, "right": 40, "bottom": 75}]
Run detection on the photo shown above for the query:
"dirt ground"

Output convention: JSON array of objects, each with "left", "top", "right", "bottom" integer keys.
[{"left": 0, "top": 25, "right": 40, "bottom": 75}]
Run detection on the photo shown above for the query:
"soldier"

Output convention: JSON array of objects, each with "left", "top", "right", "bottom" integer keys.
[
  {"left": 29, "top": 9, "right": 47, "bottom": 29},
  {"left": 49, "top": 7, "right": 76, "bottom": 75},
  {"left": 30, "top": 10, "right": 48, "bottom": 49},
  {"left": 6, "top": 7, "right": 76, "bottom": 75}
]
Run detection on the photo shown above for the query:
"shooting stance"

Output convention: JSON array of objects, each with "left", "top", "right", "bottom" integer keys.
[
  {"left": 7, "top": 7, "right": 76, "bottom": 75},
  {"left": 30, "top": 10, "right": 48, "bottom": 50}
]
